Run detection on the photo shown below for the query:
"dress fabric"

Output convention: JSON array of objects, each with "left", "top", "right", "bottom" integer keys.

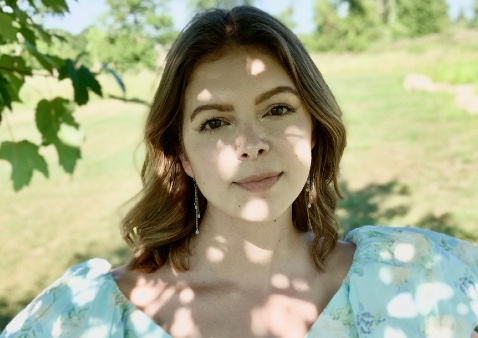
[{"left": 1, "top": 226, "right": 478, "bottom": 338}]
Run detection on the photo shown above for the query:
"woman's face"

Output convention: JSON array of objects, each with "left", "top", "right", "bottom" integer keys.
[{"left": 180, "top": 46, "right": 314, "bottom": 222}]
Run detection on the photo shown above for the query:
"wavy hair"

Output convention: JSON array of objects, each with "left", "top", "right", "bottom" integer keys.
[{"left": 121, "top": 6, "right": 346, "bottom": 273}]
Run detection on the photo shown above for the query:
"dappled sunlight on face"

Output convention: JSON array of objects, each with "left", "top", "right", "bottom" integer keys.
[
  {"left": 285, "top": 124, "right": 313, "bottom": 165},
  {"left": 247, "top": 57, "right": 266, "bottom": 76},
  {"left": 240, "top": 198, "right": 270, "bottom": 221},
  {"left": 181, "top": 47, "right": 314, "bottom": 225},
  {"left": 197, "top": 89, "right": 212, "bottom": 101},
  {"left": 271, "top": 273, "right": 290, "bottom": 289},
  {"left": 292, "top": 277, "right": 311, "bottom": 292},
  {"left": 215, "top": 140, "right": 241, "bottom": 180}
]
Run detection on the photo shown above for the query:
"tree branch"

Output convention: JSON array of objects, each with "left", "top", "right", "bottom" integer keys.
[{"left": 0, "top": 65, "right": 50, "bottom": 77}]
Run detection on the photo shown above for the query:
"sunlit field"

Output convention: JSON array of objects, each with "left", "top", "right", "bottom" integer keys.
[{"left": 1, "top": 31, "right": 478, "bottom": 330}]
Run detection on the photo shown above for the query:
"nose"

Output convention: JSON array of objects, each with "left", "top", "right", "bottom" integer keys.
[{"left": 235, "top": 124, "right": 270, "bottom": 160}]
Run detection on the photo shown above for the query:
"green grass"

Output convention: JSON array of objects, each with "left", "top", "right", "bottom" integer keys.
[{"left": 1, "top": 31, "right": 478, "bottom": 331}]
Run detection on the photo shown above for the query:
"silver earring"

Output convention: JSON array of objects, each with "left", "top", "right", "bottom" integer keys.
[
  {"left": 306, "top": 178, "right": 311, "bottom": 208},
  {"left": 194, "top": 181, "right": 200, "bottom": 234},
  {"left": 306, "top": 177, "right": 312, "bottom": 230}
]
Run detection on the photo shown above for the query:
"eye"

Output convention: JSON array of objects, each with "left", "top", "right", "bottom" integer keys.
[
  {"left": 200, "top": 118, "right": 226, "bottom": 131},
  {"left": 267, "top": 104, "right": 295, "bottom": 117}
]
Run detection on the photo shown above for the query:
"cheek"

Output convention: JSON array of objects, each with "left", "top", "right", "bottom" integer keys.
[
  {"left": 215, "top": 140, "right": 241, "bottom": 179},
  {"left": 190, "top": 139, "right": 241, "bottom": 181},
  {"left": 284, "top": 125, "right": 313, "bottom": 165}
]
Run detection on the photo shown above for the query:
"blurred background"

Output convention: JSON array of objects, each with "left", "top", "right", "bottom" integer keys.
[{"left": 1, "top": 0, "right": 477, "bottom": 330}]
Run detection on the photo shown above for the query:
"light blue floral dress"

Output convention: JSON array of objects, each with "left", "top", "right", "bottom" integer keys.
[{"left": 2, "top": 226, "right": 478, "bottom": 337}]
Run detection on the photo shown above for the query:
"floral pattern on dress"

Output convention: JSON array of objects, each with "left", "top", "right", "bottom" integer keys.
[
  {"left": 2, "top": 226, "right": 478, "bottom": 337},
  {"left": 354, "top": 303, "right": 385, "bottom": 335}
]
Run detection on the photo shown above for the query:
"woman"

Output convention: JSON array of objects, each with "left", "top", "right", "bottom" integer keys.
[{"left": 2, "top": 6, "right": 478, "bottom": 338}]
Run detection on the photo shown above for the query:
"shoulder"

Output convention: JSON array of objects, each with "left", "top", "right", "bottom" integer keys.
[
  {"left": 1, "top": 259, "right": 121, "bottom": 338},
  {"left": 340, "top": 226, "right": 478, "bottom": 335},
  {"left": 345, "top": 225, "right": 478, "bottom": 269}
]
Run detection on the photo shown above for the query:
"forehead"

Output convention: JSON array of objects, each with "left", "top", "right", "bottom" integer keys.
[{"left": 185, "top": 46, "right": 295, "bottom": 97}]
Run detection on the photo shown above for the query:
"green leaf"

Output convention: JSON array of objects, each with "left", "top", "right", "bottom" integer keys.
[
  {"left": 52, "top": 33, "right": 68, "bottom": 43},
  {"left": 24, "top": 41, "right": 55, "bottom": 73},
  {"left": 19, "top": 26, "right": 36, "bottom": 46},
  {"left": 0, "top": 12, "right": 18, "bottom": 42},
  {"left": 0, "top": 140, "right": 49, "bottom": 191},
  {"left": 0, "top": 56, "right": 28, "bottom": 104},
  {"left": 34, "top": 98, "right": 82, "bottom": 173},
  {"left": 0, "top": 54, "right": 32, "bottom": 76},
  {"left": 58, "top": 59, "right": 77, "bottom": 81},
  {"left": 0, "top": 74, "right": 12, "bottom": 110},
  {"left": 5, "top": 0, "right": 19, "bottom": 8},
  {"left": 78, "top": 66, "right": 102, "bottom": 97},
  {"left": 3, "top": 74, "right": 23, "bottom": 103},
  {"left": 32, "top": 24, "right": 52, "bottom": 44},
  {"left": 58, "top": 60, "right": 88, "bottom": 105},
  {"left": 53, "top": 138, "right": 81, "bottom": 173},
  {"left": 40, "top": 0, "right": 70, "bottom": 14},
  {"left": 35, "top": 97, "right": 78, "bottom": 145}
]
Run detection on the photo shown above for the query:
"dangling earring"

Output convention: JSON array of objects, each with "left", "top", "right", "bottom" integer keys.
[
  {"left": 306, "top": 177, "right": 312, "bottom": 230},
  {"left": 306, "top": 177, "right": 311, "bottom": 209},
  {"left": 194, "top": 181, "right": 200, "bottom": 234}
]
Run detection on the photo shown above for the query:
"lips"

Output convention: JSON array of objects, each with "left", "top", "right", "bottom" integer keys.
[{"left": 234, "top": 172, "right": 282, "bottom": 192}]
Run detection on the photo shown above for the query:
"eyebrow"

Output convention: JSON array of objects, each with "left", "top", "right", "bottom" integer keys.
[
  {"left": 190, "top": 85, "right": 299, "bottom": 121},
  {"left": 255, "top": 86, "right": 299, "bottom": 105}
]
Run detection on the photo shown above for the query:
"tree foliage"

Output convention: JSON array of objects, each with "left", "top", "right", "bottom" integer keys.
[
  {"left": 0, "top": 0, "right": 124, "bottom": 191},
  {"left": 392, "top": 0, "right": 449, "bottom": 37},
  {"left": 309, "top": 0, "right": 380, "bottom": 51},
  {"left": 86, "top": 0, "right": 176, "bottom": 72},
  {"left": 189, "top": 0, "right": 255, "bottom": 11},
  {"left": 275, "top": 5, "right": 296, "bottom": 31},
  {"left": 308, "top": 0, "right": 450, "bottom": 52}
]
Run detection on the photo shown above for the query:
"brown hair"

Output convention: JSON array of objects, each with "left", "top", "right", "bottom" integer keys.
[{"left": 121, "top": 6, "right": 346, "bottom": 273}]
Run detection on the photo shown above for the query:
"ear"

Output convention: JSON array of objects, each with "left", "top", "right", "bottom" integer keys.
[{"left": 179, "top": 152, "right": 194, "bottom": 178}]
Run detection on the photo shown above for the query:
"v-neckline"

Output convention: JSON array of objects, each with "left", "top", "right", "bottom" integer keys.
[{"left": 106, "top": 244, "right": 359, "bottom": 337}]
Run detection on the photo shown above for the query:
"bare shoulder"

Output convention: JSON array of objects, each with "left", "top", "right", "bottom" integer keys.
[
  {"left": 109, "top": 264, "right": 167, "bottom": 307},
  {"left": 325, "top": 240, "right": 356, "bottom": 282},
  {"left": 109, "top": 265, "right": 137, "bottom": 296},
  {"left": 334, "top": 240, "right": 356, "bottom": 263}
]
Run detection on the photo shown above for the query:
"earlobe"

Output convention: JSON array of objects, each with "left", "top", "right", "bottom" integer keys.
[{"left": 179, "top": 153, "right": 194, "bottom": 178}]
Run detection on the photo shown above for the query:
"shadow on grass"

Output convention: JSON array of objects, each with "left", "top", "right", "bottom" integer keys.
[
  {"left": 0, "top": 296, "right": 31, "bottom": 333},
  {"left": 67, "top": 245, "right": 131, "bottom": 269},
  {"left": 337, "top": 180, "right": 478, "bottom": 242},
  {"left": 337, "top": 180, "right": 410, "bottom": 235},
  {"left": 0, "top": 245, "right": 130, "bottom": 332}
]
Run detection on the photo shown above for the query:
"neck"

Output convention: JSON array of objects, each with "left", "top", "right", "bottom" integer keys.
[{"left": 188, "top": 205, "right": 310, "bottom": 286}]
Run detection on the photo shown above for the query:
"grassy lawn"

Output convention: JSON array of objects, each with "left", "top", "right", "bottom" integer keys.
[{"left": 1, "top": 34, "right": 478, "bottom": 330}]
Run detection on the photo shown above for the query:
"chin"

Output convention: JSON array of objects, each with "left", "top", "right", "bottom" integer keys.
[{"left": 237, "top": 199, "right": 290, "bottom": 222}]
